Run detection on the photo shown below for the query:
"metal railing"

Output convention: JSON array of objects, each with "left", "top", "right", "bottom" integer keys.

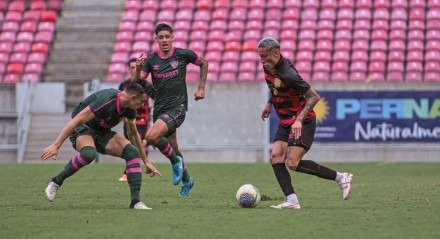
[{"left": 16, "top": 82, "right": 35, "bottom": 163}]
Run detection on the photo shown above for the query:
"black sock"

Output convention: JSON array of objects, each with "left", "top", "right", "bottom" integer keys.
[
  {"left": 51, "top": 177, "right": 61, "bottom": 186},
  {"left": 130, "top": 199, "right": 140, "bottom": 208},
  {"left": 295, "top": 160, "right": 337, "bottom": 180},
  {"left": 272, "top": 163, "right": 295, "bottom": 197}
]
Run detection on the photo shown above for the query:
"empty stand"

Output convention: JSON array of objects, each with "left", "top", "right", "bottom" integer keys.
[
  {"left": 0, "top": 0, "right": 61, "bottom": 84},
  {"left": 105, "top": 0, "right": 440, "bottom": 83}
]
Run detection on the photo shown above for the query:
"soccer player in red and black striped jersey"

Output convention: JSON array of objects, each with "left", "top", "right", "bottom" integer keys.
[
  {"left": 258, "top": 37, "right": 353, "bottom": 209},
  {"left": 134, "top": 23, "right": 208, "bottom": 197}
]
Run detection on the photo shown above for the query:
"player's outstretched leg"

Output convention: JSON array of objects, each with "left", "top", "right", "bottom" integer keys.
[
  {"left": 44, "top": 146, "right": 96, "bottom": 202},
  {"left": 121, "top": 144, "right": 151, "bottom": 210},
  {"left": 293, "top": 160, "right": 353, "bottom": 200},
  {"left": 155, "top": 137, "right": 183, "bottom": 185}
]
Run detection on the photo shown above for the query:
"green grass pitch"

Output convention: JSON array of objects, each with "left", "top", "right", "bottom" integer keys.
[{"left": 0, "top": 163, "right": 439, "bottom": 239}]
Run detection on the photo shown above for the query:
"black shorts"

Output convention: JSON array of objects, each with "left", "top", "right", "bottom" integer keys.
[
  {"left": 154, "top": 107, "right": 186, "bottom": 137},
  {"left": 273, "top": 118, "right": 316, "bottom": 150},
  {"left": 123, "top": 123, "right": 148, "bottom": 141},
  {"left": 69, "top": 124, "right": 117, "bottom": 154}
]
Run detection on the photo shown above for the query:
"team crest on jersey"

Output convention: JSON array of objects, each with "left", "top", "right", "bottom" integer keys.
[
  {"left": 170, "top": 60, "right": 178, "bottom": 69},
  {"left": 274, "top": 78, "right": 281, "bottom": 88},
  {"left": 153, "top": 64, "right": 160, "bottom": 70}
]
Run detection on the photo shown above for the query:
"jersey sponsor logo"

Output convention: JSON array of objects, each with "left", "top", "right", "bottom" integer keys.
[
  {"left": 153, "top": 69, "right": 179, "bottom": 79},
  {"left": 153, "top": 64, "right": 160, "bottom": 70},
  {"left": 170, "top": 60, "right": 178, "bottom": 69}
]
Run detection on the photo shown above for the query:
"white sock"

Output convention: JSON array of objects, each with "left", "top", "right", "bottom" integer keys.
[
  {"left": 335, "top": 172, "right": 344, "bottom": 183},
  {"left": 287, "top": 193, "right": 299, "bottom": 204}
]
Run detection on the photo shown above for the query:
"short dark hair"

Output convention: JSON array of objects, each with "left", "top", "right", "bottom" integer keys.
[
  {"left": 154, "top": 23, "right": 173, "bottom": 35},
  {"left": 127, "top": 58, "right": 136, "bottom": 67},
  {"left": 125, "top": 81, "right": 146, "bottom": 96}
]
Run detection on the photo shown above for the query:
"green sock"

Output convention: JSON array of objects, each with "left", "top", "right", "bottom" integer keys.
[
  {"left": 176, "top": 151, "right": 190, "bottom": 183},
  {"left": 55, "top": 147, "right": 95, "bottom": 185},
  {"left": 156, "top": 137, "right": 179, "bottom": 164}
]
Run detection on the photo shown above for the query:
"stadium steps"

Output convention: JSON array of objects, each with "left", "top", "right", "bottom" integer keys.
[
  {"left": 24, "top": 113, "right": 76, "bottom": 162},
  {"left": 43, "top": 0, "right": 124, "bottom": 110}
]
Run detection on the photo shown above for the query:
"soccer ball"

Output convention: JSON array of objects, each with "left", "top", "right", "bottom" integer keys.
[{"left": 235, "top": 184, "right": 261, "bottom": 208}]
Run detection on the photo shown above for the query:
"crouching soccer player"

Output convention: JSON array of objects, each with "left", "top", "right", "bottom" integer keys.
[{"left": 41, "top": 82, "right": 161, "bottom": 210}]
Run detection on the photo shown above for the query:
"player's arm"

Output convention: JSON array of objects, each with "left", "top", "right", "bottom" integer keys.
[
  {"left": 126, "top": 118, "right": 161, "bottom": 177},
  {"left": 296, "top": 87, "right": 320, "bottom": 122},
  {"left": 41, "top": 107, "right": 95, "bottom": 160},
  {"left": 194, "top": 57, "right": 208, "bottom": 101},
  {"left": 261, "top": 94, "right": 273, "bottom": 121},
  {"left": 291, "top": 87, "right": 320, "bottom": 138}
]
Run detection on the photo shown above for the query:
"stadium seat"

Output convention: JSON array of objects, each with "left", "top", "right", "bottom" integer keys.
[
  {"left": 210, "top": 20, "right": 227, "bottom": 31},
  {"left": 38, "top": 22, "right": 56, "bottom": 32},
  {"left": 241, "top": 51, "right": 259, "bottom": 62},
  {"left": 8, "top": 1, "right": 25, "bottom": 12},
  {"left": 194, "top": 10, "right": 211, "bottom": 22},
  {"left": 425, "top": 51, "right": 440, "bottom": 62},
  {"left": 301, "top": 8, "right": 318, "bottom": 21},
  {"left": 319, "top": 9, "right": 336, "bottom": 20},
  {"left": 230, "top": 8, "right": 247, "bottom": 21},
  {"left": 406, "top": 61, "right": 423, "bottom": 73},
  {"left": 108, "top": 63, "right": 126, "bottom": 74},
  {"left": 212, "top": 9, "right": 228, "bottom": 21},
  {"left": 351, "top": 50, "right": 368, "bottom": 61},
  {"left": 283, "top": 9, "right": 300, "bottom": 20},
  {"left": 3, "top": 74, "right": 22, "bottom": 84},
  {"left": 24, "top": 63, "right": 43, "bottom": 74},
  {"left": 333, "top": 51, "right": 350, "bottom": 62},
  {"left": 313, "top": 61, "right": 330, "bottom": 72},
  {"left": 312, "top": 71, "right": 330, "bottom": 82},
  {"left": 242, "top": 41, "right": 257, "bottom": 51},
  {"left": 316, "top": 40, "right": 332, "bottom": 52},
  {"left": 5, "top": 11, "right": 22, "bottom": 22},
  {"left": 335, "top": 30, "right": 352, "bottom": 41},
  {"left": 132, "top": 41, "right": 149, "bottom": 53},
  {"left": 47, "top": 0, "right": 63, "bottom": 12},
  {"left": 316, "top": 29, "right": 333, "bottom": 40},
  {"left": 9, "top": 53, "right": 27, "bottom": 64},
  {"left": 188, "top": 41, "right": 206, "bottom": 54},
  {"left": 225, "top": 31, "right": 241, "bottom": 42},
  {"left": 2, "top": 21, "right": 20, "bottom": 32},
  {"left": 116, "top": 31, "right": 133, "bottom": 42},
  {"left": 350, "top": 71, "right": 367, "bottom": 81},
  {"left": 389, "top": 29, "right": 406, "bottom": 41},
  {"left": 23, "top": 10, "right": 41, "bottom": 21},
  {"left": 295, "top": 61, "right": 312, "bottom": 74},
  {"left": 207, "top": 30, "right": 225, "bottom": 42},
  {"left": 248, "top": 9, "right": 264, "bottom": 21},
  {"left": 351, "top": 61, "right": 368, "bottom": 73},
  {"left": 139, "top": 10, "right": 156, "bottom": 22},
  {"left": 0, "top": 42, "right": 13, "bottom": 53},
  {"left": 424, "top": 72, "right": 440, "bottom": 82},
  {"left": 222, "top": 51, "right": 240, "bottom": 62},
  {"left": 243, "top": 30, "right": 262, "bottom": 41},
  {"left": 134, "top": 31, "right": 152, "bottom": 42},
  {"left": 407, "top": 51, "right": 424, "bottom": 62},
  {"left": 125, "top": 0, "right": 141, "bottom": 11},
  {"left": 407, "top": 41, "right": 424, "bottom": 51},
  {"left": 389, "top": 40, "right": 405, "bottom": 51},
  {"left": 35, "top": 31, "right": 54, "bottom": 43},
  {"left": 296, "top": 50, "right": 313, "bottom": 61},
  {"left": 31, "top": 43, "right": 49, "bottom": 53},
  {"left": 30, "top": 1, "right": 47, "bottom": 11},
  {"left": 266, "top": 9, "right": 282, "bottom": 21},
  {"left": 205, "top": 51, "right": 222, "bottom": 63},
  {"left": 337, "top": 20, "right": 353, "bottom": 30},
  {"left": 40, "top": 10, "right": 57, "bottom": 22},
  {"left": 370, "top": 51, "right": 387, "bottom": 62},
  {"left": 7, "top": 63, "right": 24, "bottom": 74},
  {"left": 225, "top": 41, "right": 241, "bottom": 51},
  {"left": 370, "top": 40, "right": 387, "bottom": 52},
  {"left": 27, "top": 52, "right": 47, "bottom": 64},
  {"left": 331, "top": 71, "right": 349, "bottom": 82},
  {"left": 176, "top": 9, "right": 192, "bottom": 21},
  {"left": 111, "top": 52, "right": 129, "bottom": 63},
  {"left": 388, "top": 50, "right": 405, "bottom": 61},
  {"left": 0, "top": 32, "right": 16, "bottom": 42},
  {"left": 228, "top": 20, "right": 245, "bottom": 31},
  {"left": 119, "top": 21, "right": 136, "bottom": 32},
  {"left": 283, "top": 20, "right": 299, "bottom": 30},
  {"left": 391, "top": 9, "right": 407, "bottom": 21},
  {"left": 13, "top": 42, "right": 31, "bottom": 53},
  {"left": 390, "top": 20, "right": 407, "bottom": 30}
]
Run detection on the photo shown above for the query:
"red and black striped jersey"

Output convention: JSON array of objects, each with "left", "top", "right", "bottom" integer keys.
[{"left": 264, "top": 56, "right": 316, "bottom": 126}]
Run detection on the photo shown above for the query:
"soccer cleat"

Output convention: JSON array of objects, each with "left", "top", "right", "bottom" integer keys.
[
  {"left": 338, "top": 173, "right": 353, "bottom": 200},
  {"left": 45, "top": 179, "right": 59, "bottom": 202},
  {"left": 171, "top": 156, "right": 184, "bottom": 185},
  {"left": 179, "top": 177, "right": 194, "bottom": 197},
  {"left": 270, "top": 201, "right": 301, "bottom": 209},
  {"left": 132, "top": 201, "right": 152, "bottom": 210},
  {"left": 118, "top": 174, "right": 127, "bottom": 182}
]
